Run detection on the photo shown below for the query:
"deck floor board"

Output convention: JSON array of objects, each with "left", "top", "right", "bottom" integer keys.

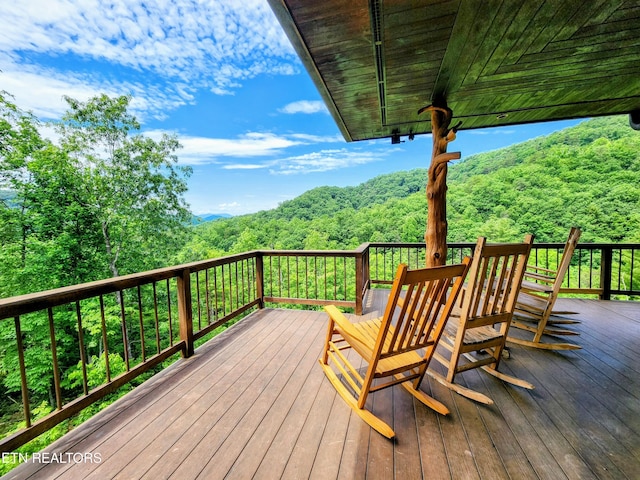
[{"left": 4, "top": 295, "right": 640, "bottom": 480}]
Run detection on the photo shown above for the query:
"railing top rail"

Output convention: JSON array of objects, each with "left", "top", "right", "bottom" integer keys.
[
  {"left": 0, "top": 251, "right": 260, "bottom": 320},
  {"left": 368, "top": 242, "right": 427, "bottom": 248},
  {"left": 528, "top": 243, "right": 640, "bottom": 249},
  {"left": 261, "top": 249, "right": 359, "bottom": 258},
  {"left": 368, "top": 242, "right": 640, "bottom": 249}
]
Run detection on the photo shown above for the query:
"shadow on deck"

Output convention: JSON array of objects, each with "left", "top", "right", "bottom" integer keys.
[{"left": 4, "top": 292, "right": 640, "bottom": 479}]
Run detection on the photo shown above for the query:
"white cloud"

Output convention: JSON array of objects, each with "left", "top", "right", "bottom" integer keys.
[
  {"left": 288, "top": 133, "right": 343, "bottom": 143},
  {"left": 0, "top": 0, "right": 298, "bottom": 120},
  {"left": 151, "top": 128, "right": 385, "bottom": 173},
  {"left": 222, "top": 163, "right": 267, "bottom": 170},
  {"left": 143, "top": 130, "right": 346, "bottom": 166},
  {"left": 279, "top": 100, "right": 328, "bottom": 115},
  {"left": 269, "top": 148, "right": 389, "bottom": 175},
  {"left": 218, "top": 202, "right": 241, "bottom": 210},
  {"left": 469, "top": 128, "right": 516, "bottom": 135},
  {"left": 170, "top": 132, "right": 302, "bottom": 164},
  {"left": 0, "top": 1, "right": 295, "bottom": 76},
  {"left": 0, "top": 58, "right": 190, "bottom": 122}
]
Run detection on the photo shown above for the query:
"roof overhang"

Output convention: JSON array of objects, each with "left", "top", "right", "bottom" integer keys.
[{"left": 268, "top": 0, "right": 640, "bottom": 142}]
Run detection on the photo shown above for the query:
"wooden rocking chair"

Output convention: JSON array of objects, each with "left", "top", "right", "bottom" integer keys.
[
  {"left": 508, "top": 227, "right": 582, "bottom": 350},
  {"left": 320, "top": 259, "right": 470, "bottom": 439},
  {"left": 428, "top": 235, "right": 535, "bottom": 405}
]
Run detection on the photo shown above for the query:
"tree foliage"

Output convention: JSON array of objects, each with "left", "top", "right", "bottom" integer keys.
[
  {"left": 57, "top": 94, "right": 193, "bottom": 277},
  {"left": 0, "top": 92, "right": 193, "bottom": 452}
]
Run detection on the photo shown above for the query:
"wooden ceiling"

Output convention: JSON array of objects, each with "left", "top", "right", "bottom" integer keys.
[{"left": 268, "top": 0, "right": 640, "bottom": 142}]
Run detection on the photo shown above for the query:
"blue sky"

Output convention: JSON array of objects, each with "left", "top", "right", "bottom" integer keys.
[{"left": 0, "top": 0, "right": 582, "bottom": 215}]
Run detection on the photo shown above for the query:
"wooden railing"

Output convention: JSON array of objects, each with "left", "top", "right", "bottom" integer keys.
[
  {"left": 0, "top": 241, "right": 638, "bottom": 452},
  {"left": 367, "top": 242, "right": 640, "bottom": 299},
  {"left": 0, "top": 253, "right": 264, "bottom": 452},
  {"left": 260, "top": 244, "right": 370, "bottom": 314}
]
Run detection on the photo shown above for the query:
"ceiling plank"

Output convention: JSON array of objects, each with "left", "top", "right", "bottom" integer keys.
[{"left": 268, "top": 0, "right": 640, "bottom": 140}]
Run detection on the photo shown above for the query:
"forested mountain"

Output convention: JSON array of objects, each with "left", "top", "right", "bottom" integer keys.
[
  {"left": 177, "top": 115, "right": 640, "bottom": 262},
  {"left": 270, "top": 170, "right": 427, "bottom": 220}
]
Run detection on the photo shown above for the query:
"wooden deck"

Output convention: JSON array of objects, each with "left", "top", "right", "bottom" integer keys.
[{"left": 4, "top": 292, "right": 640, "bottom": 480}]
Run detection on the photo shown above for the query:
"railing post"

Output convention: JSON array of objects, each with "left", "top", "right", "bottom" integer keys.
[
  {"left": 601, "top": 245, "right": 613, "bottom": 300},
  {"left": 355, "top": 254, "right": 364, "bottom": 315},
  {"left": 364, "top": 244, "right": 371, "bottom": 291},
  {"left": 177, "top": 269, "right": 194, "bottom": 357},
  {"left": 354, "top": 243, "right": 370, "bottom": 315},
  {"left": 255, "top": 252, "right": 265, "bottom": 309}
]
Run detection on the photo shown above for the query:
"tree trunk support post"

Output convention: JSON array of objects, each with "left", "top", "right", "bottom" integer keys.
[{"left": 419, "top": 102, "right": 461, "bottom": 267}]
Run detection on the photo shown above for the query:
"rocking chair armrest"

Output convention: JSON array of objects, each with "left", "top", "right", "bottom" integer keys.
[
  {"left": 525, "top": 272, "right": 555, "bottom": 282},
  {"left": 525, "top": 265, "right": 557, "bottom": 276},
  {"left": 324, "top": 305, "right": 375, "bottom": 358},
  {"left": 521, "top": 279, "right": 554, "bottom": 294},
  {"left": 325, "top": 305, "right": 359, "bottom": 338}
]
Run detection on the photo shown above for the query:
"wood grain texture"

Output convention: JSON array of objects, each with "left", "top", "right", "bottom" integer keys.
[
  {"left": 6, "top": 294, "right": 640, "bottom": 480},
  {"left": 268, "top": 0, "right": 640, "bottom": 141}
]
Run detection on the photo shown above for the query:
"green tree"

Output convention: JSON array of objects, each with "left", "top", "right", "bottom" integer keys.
[
  {"left": 56, "top": 94, "right": 193, "bottom": 277},
  {"left": 0, "top": 92, "right": 196, "bottom": 422}
]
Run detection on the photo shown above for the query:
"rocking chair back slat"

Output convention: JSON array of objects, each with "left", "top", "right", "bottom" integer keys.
[{"left": 382, "top": 271, "right": 457, "bottom": 357}]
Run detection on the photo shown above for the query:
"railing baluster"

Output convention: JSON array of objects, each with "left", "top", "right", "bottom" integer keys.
[
  {"left": 119, "top": 291, "right": 130, "bottom": 370},
  {"left": 241, "top": 259, "right": 246, "bottom": 306},
  {"left": 630, "top": 248, "right": 635, "bottom": 292},
  {"left": 305, "top": 256, "right": 309, "bottom": 299},
  {"left": 222, "top": 264, "right": 227, "bottom": 317},
  {"left": 269, "top": 256, "right": 273, "bottom": 298},
  {"left": 14, "top": 316, "right": 31, "bottom": 428},
  {"left": 99, "top": 295, "right": 111, "bottom": 381},
  {"left": 589, "top": 249, "right": 594, "bottom": 289},
  {"left": 285, "top": 256, "right": 290, "bottom": 299},
  {"left": 333, "top": 257, "right": 338, "bottom": 300},
  {"left": 213, "top": 266, "right": 219, "bottom": 320},
  {"left": 324, "top": 256, "right": 328, "bottom": 300},
  {"left": 295, "top": 257, "right": 300, "bottom": 299},
  {"left": 577, "top": 249, "right": 582, "bottom": 288},
  {"left": 618, "top": 248, "right": 623, "bottom": 291},
  {"left": 152, "top": 284, "right": 161, "bottom": 355},
  {"left": 195, "top": 271, "right": 202, "bottom": 331},
  {"left": 256, "top": 254, "right": 264, "bottom": 308},
  {"left": 137, "top": 286, "right": 146, "bottom": 362},
  {"left": 314, "top": 256, "right": 318, "bottom": 299},
  {"left": 167, "top": 279, "right": 174, "bottom": 346},
  {"left": 205, "top": 269, "right": 211, "bottom": 325},
  {"left": 277, "top": 257, "right": 282, "bottom": 299},
  {"left": 76, "top": 301, "right": 89, "bottom": 395},
  {"left": 343, "top": 257, "right": 347, "bottom": 301},
  {"left": 48, "top": 308, "right": 63, "bottom": 410},
  {"left": 234, "top": 262, "right": 239, "bottom": 311}
]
